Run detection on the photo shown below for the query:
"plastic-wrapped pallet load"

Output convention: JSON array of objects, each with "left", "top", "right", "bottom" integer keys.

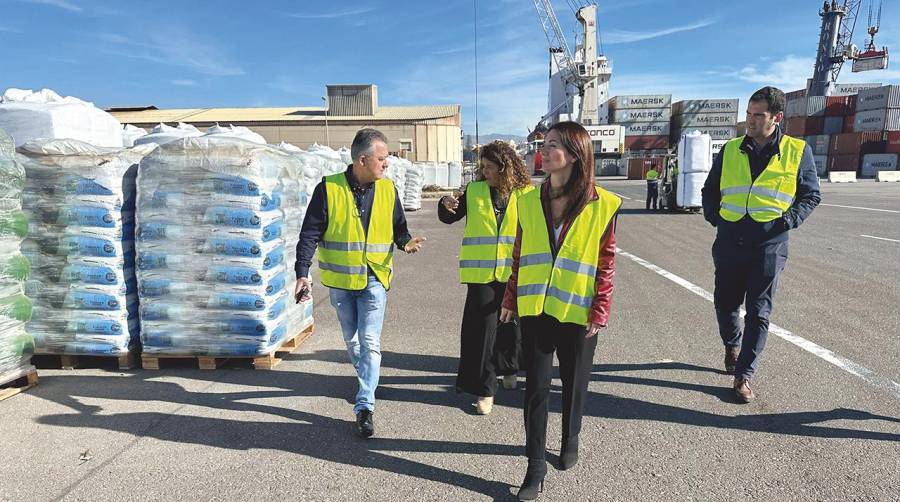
[
  {"left": 385, "top": 156, "right": 408, "bottom": 199},
  {"left": 137, "top": 137, "right": 299, "bottom": 356},
  {"left": 434, "top": 162, "right": 450, "bottom": 187},
  {"left": 421, "top": 161, "right": 438, "bottom": 186},
  {"left": 0, "top": 129, "right": 35, "bottom": 383},
  {"left": 18, "top": 139, "right": 152, "bottom": 356},
  {"left": 133, "top": 122, "right": 202, "bottom": 147},
  {"left": 448, "top": 161, "right": 463, "bottom": 188},
  {"left": 206, "top": 124, "right": 266, "bottom": 145},
  {"left": 122, "top": 125, "right": 147, "bottom": 147},
  {"left": 0, "top": 88, "right": 124, "bottom": 148},
  {"left": 404, "top": 162, "right": 424, "bottom": 210},
  {"left": 676, "top": 131, "right": 712, "bottom": 208}
]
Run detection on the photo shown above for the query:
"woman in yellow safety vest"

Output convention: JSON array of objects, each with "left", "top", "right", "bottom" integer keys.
[
  {"left": 500, "top": 122, "right": 621, "bottom": 501},
  {"left": 438, "top": 140, "right": 533, "bottom": 415}
]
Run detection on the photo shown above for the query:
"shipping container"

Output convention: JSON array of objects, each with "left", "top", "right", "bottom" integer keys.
[
  {"left": 813, "top": 154, "right": 827, "bottom": 177},
  {"left": 885, "top": 131, "right": 900, "bottom": 153},
  {"left": 623, "top": 122, "right": 670, "bottom": 136},
  {"left": 825, "top": 96, "right": 850, "bottom": 116},
  {"left": 673, "top": 126, "right": 736, "bottom": 141},
  {"left": 854, "top": 108, "right": 900, "bottom": 132},
  {"left": 624, "top": 135, "right": 668, "bottom": 150},
  {"left": 823, "top": 116, "right": 844, "bottom": 135},
  {"left": 805, "top": 135, "right": 830, "bottom": 155},
  {"left": 672, "top": 99, "right": 739, "bottom": 115},
  {"left": 856, "top": 85, "right": 900, "bottom": 112},
  {"left": 806, "top": 116, "right": 825, "bottom": 135},
  {"left": 860, "top": 153, "right": 899, "bottom": 177},
  {"left": 626, "top": 157, "right": 664, "bottom": 180},
  {"left": 611, "top": 108, "right": 671, "bottom": 123},
  {"left": 785, "top": 117, "right": 805, "bottom": 136},
  {"left": 785, "top": 96, "right": 827, "bottom": 118},
  {"left": 832, "top": 82, "right": 882, "bottom": 96},
  {"left": 609, "top": 94, "right": 672, "bottom": 110},
  {"left": 827, "top": 154, "right": 859, "bottom": 172},
  {"left": 829, "top": 132, "right": 886, "bottom": 155},
  {"left": 847, "top": 95, "right": 858, "bottom": 115},
  {"left": 785, "top": 89, "right": 807, "bottom": 100},
  {"left": 711, "top": 139, "right": 730, "bottom": 157},
  {"left": 843, "top": 114, "right": 855, "bottom": 133},
  {"left": 674, "top": 113, "right": 738, "bottom": 127}
]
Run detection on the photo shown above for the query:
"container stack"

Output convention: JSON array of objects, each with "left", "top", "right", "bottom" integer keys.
[
  {"left": 671, "top": 99, "right": 739, "bottom": 150},
  {"left": 609, "top": 94, "right": 672, "bottom": 154},
  {"left": 19, "top": 140, "right": 151, "bottom": 357},
  {"left": 0, "top": 129, "right": 34, "bottom": 383},
  {"left": 136, "top": 137, "right": 292, "bottom": 357},
  {"left": 853, "top": 85, "right": 900, "bottom": 177}
]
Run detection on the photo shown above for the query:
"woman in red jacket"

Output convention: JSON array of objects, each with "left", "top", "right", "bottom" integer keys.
[{"left": 500, "top": 121, "right": 619, "bottom": 500}]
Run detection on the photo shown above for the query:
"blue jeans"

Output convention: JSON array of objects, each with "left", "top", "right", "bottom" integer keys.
[{"left": 328, "top": 275, "right": 387, "bottom": 413}]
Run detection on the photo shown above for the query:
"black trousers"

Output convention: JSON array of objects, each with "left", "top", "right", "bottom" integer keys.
[
  {"left": 646, "top": 181, "right": 659, "bottom": 209},
  {"left": 712, "top": 239, "right": 788, "bottom": 379},
  {"left": 522, "top": 314, "right": 598, "bottom": 461},
  {"left": 456, "top": 282, "right": 522, "bottom": 397}
]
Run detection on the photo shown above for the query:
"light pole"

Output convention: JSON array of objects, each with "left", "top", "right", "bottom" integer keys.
[{"left": 321, "top": 96, "right": 330, "bottom": 148}]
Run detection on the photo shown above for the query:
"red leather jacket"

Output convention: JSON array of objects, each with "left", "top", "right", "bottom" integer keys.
[{"left": 501, "top": 183, "right": 617, "bottom": 326}]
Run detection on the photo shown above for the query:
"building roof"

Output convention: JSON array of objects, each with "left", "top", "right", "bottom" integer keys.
[{"left": 108, "top": 104, "right": 461, "bottom": 125}]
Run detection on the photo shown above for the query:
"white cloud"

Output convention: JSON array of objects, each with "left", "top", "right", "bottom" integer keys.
[
  {"left": 97, "top": 29, "right": 244, "bottom": 77},
  {"left": 170, "top": 79, "right": 198, "bottom": 87},
  {"left": 17, "top": 0, "right": 81, "bottom": 12},
  {"left": 0, "top": 26, "right": 22, "bottom": 33},
  {"left": 735, "top": 54, "right": 812, "bottom": 90},
  {"left": 289, "top": 6, "right": 375, "bottom": 19},
  {"left": 604, "top": 18, "right": 717, "bottom": 44}
]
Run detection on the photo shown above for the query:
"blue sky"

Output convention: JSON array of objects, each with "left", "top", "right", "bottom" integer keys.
[{"left": 2, "top": 0, "right": 899, "bottom": 136}]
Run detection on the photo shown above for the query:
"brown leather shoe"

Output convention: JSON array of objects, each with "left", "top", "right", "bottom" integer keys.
[
  {"left": 733, "top": 377, "right": 755, "bottom": 403},
  {"left": 724, "top": 346, "right": 740, "bottom": 374}
]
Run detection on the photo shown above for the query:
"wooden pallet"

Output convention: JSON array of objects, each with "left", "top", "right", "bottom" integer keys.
[
  {"left": 32, "top": 349, "right": 138, "bottom": 371},
  {"left": 141, "top": 323, "right": 315, "bottom": 371},
  {"left": 0, "top": 367, "right": 39, "bottom": 402}
]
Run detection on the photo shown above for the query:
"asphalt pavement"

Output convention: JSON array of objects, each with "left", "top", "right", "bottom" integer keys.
[{"left": 1, "top": 179, "right": 898, "bottom": 501}]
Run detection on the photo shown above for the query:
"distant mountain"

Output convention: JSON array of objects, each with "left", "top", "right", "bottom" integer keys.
[{"left": 464, "top": 133, "right": 526, "bottom": 146}]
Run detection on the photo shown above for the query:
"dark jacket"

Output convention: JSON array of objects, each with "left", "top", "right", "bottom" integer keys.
[
  {"left": 701, "top": 127, "right": 821, "bottom": 246},
  {"left": 501, "top": 183, "right": 617, "bottom": 326},
  {"left": 295, "top": 166, "right": 412, "bottom": 278}
]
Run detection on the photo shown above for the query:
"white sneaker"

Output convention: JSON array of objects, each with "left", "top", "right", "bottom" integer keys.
[
  {"left": 474, "top": 396, "right": 493, "bottom": 415},
  {"left": 502, "top": 375, "right": 518, "bottom": 390}
]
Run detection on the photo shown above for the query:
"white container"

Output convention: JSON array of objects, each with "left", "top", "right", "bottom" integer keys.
[
  {"left": 611, "top": 108, "right": 670, "bottom": 123},
  {"left": 711, "top": 140, "right": 730, "bottom": 157},
  {"left": 677, "top": 131, "right": 712, "bottom": 174},
  {"left": 805, "top": 135, "right": 830, "bottom": 155},
  {"left": 832, "top": 83, "right": 882, "bottom": 96},
  {"left": 673, "top": 99, "right": 739, "bottom": 115},
  {"left": 448, "top": 162, "right": 463, "bottom": 188},
  {"left": 434, "top": 162, "right": 450, "bottom": 187},
  {"left": 678, "top": 127, "right": 736, "bottom": 141},
  {"left": 785, "top": 96, "right": 826, "bottom": 118},
  {"left": 856, "top": 85, "right": 900, "bottom": 112},
  {"left": 421, "top": 162, "right": 437, "bottom": 186},
  {"left": 854, "top": 108, "right": 900, "bottom": 132},
  {"left": 675, "top": 113, "right": 737, "bottom": 127},
  {"left": 609, "top": 94, "right": 672, "bottom": 110},
  {"left": 860, "top": 153, "right": 899, "bottom": 177},
  {"left": 623, "top": 122, "right": 669, "bottom": 136},
  {"left": 813, "top": 154, "right": 828, "bottom": 177}
]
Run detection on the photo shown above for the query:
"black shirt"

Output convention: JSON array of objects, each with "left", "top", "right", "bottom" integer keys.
[{"left": 295, "top": 166, "right": 413, "bottom": 278}]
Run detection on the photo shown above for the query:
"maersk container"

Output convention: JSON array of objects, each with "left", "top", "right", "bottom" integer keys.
[
  {"left": 860, "top": 153, "right": 899, "bottom": 177},
  {"left": 804, "top": 135, "right": 830, "bottom": 155},
  {"left": 711, "top": 140, "right": 730, "bottom": 157},
  {"left": 785, "top": 96, "right": 826, "bottom": 118},
  {"left": 855, "top": 85, "right": 900, "bottom": 112},
  {"left": 673, "top": 99, "right": 739, "bottom": 115},
  {"left": 611, "top": 108, "right": 671, "bottom": 123},
  {"left": 609, "top": 94, "right": 672, "bottom": 110},
  {"left": 854, "top": 108, "right": 900, "bottom": 132},
  {"left": 677, "top": 126, "right": 736, "bottom": 141},
  {"left": 675, "top": 113, "right": 737, "bottom": 128},
  {"left": 623, "top": 122, "right": 670, "bottom": 136}
]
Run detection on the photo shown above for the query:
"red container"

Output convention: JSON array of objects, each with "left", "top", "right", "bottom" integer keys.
[
  {"left": 825, "top": 96, "right": 850, "bottom": 116},
  {"left": 805, "top": 116, "right": 825, "bottom": 135},
  {"left": 828, "top": 154, "right": 859, "bottom": 172},
  {"left": 624, "top": 135, "right": 668, "bottom": 150},
  {"left": 785, "top": 117, "right": 806, "bottom": 137},
  {"left": 786, "top": 89, "right": 807, "bottom": 100},
  {"left": 843, "top": 114, "right": 855, "bottom": 133},
  {"left": 886, "top": 131, "right": 900, "bottom": 153},
  {"left": 627, "top": 157, "right": 664, "bottom": 180},
  {"left": 829, "top": 132, "right": 886, "bottom": 155},
  {"left": 847, "top": 95, "right": 858, "bottom": 115}
]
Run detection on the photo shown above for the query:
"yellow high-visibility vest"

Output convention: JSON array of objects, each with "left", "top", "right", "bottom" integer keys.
[
  {"left": 319, "top": 173, "right": 395, "bottom": 290},
  {"left": 516, "top": 186, "right": 621, "bottom": 326},
  {"left": 719, "top": 135, "right": 804, "bottom": 223},
  {"left": 459, "top": 182, "right": 534, "bottom": 284},
  {"left": 646, "top": 169, "right": 659, "bottom": 181}
]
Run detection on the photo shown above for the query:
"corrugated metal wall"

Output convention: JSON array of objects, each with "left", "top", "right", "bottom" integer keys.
[{"left": 327, "top": 85, "right": 377, "bottom": 116}]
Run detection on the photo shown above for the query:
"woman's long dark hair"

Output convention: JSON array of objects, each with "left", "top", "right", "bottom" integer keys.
[{"left": 546, "top": 121, "right": 595, "bottom": 224}]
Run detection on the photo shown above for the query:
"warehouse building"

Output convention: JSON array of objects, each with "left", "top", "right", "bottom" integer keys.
[{"left": 108, "top": 84, "right": 462, "bottom": 162}]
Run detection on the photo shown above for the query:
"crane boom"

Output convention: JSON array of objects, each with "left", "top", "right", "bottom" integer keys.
[{"left": 532, "top": 0, "right": 581, "bottom": 87}]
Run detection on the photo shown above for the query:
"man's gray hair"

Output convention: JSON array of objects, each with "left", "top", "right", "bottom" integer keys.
[{"left": 351, "top": 128, "right": 389, "bottom": 162}]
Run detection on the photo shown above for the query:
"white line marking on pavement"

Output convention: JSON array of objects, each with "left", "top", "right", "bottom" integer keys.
[
  {"left": 611, "top": 192, "right": 633, "bottom": 200},
  {"left": 820, "top": 203, "right": 900, "bottom": 214},
  {"left": 616, "top": 247, "right": 900, "bottom": 400},
  {"left": 861, "top": 234, "right": 900, "bottom": 244}
]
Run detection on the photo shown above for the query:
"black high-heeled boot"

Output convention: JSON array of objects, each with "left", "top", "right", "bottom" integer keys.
[
  {"left": 559, "top": 436, "right": 579, "bottom": 470},
  {"left": 517, "top": 459, "right": 546, "bottom": 501}
]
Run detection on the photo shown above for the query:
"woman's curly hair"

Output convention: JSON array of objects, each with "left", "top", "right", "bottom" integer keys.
[{"left": 478, "top": 140, "right": 532, "bottom": 200}]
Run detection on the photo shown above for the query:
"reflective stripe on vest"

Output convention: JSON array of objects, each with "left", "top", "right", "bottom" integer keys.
[
  {"left": 319, "top": 173, "right": 395, "bottom": 290},
  {"left": 458, "top": 182, "right": 534, "bottom": 284},
  {"left": 719, "top": 135, "right": 803, "bottom": 223},
  {"left": 515, "top": 185, "right": 621, "bottom": 326}
]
